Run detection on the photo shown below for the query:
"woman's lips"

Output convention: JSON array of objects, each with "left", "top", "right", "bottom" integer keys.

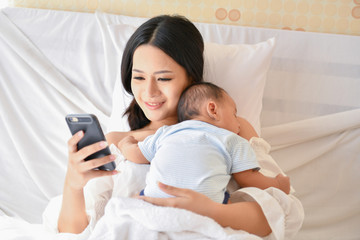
[{"left": 145, "top": 101, "right": 164, "bottom": 110}]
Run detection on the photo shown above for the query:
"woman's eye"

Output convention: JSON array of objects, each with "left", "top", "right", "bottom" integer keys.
[
  {"left": 158, "top": 78, "right": 172, "bottom": 81},
  {"left": 133, "top": 76, "right": 145, "bottom": 80}
]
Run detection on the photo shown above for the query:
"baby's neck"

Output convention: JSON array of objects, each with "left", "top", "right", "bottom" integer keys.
[
  {"left": 146, "top": 117, "right": 178, "bottom": 131},
  {"left": 190, "top": 115, "right": 216, "bottom": 126}
]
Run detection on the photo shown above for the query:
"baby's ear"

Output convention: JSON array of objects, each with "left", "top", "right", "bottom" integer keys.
[{"left": 206, "top": 101, "right": 220, "bottom": 120}]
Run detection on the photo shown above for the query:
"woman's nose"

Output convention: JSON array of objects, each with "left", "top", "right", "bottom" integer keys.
[{"left": 144, "top": 78, "right": 160, "bottom": 97}]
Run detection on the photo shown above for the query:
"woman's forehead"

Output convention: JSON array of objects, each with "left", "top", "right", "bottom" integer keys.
[{"left": 133, "top": 45, "right": 175, "bottom": 70}]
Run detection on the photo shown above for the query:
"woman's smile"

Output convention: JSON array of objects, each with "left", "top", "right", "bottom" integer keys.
[{"left": 145, "top": 101, "right": 165, "bottom": 110}]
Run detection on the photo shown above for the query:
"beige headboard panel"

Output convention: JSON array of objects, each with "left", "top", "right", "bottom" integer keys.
[{"left": 12, "top": 0, "right": 360, "bottom": 36}]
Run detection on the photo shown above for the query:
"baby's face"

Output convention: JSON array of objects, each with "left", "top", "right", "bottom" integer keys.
[{"left": 216, "top": 93, "right": 241, "bottom": 135}]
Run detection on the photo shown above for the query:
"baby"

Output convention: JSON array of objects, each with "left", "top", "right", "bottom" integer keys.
[{"left": 119, "top": 82, "right": 290, "bottom": 203}]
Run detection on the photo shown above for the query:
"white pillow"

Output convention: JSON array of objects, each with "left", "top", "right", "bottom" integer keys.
[
  {"left": 107, "top": 23, "right": 275, "bottom": 135},
  {"left": 204, "top": 38, "right": 275, "bottom": 135}
]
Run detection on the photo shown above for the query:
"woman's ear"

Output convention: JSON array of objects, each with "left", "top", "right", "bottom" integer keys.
[{"left": 206, "top": 101, "right": 220, "bottom": 120}]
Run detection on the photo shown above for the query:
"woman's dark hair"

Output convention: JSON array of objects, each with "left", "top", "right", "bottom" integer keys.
[
  {"left": 121, "top": 15, "right": 204, "bottom": 130},
  {"left": 177, "top": 82, "right": 225, "bottom": 122}
]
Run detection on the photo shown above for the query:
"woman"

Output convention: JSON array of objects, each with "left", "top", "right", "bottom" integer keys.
[{"left": 57, "top": 15, "right": 300, "bottom": 237}]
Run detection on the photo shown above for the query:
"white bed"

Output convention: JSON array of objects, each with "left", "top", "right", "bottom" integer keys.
[{"left": 0, "top": 7, "right": 359, "bottom": 240}]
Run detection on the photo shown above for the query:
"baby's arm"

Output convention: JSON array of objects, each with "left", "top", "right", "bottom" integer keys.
[
  {"left": 117, "top": 136, "right": 149, "bottom": 164},
  {"left": 233, "top": 170, "right": 290, "bottom": 194}
]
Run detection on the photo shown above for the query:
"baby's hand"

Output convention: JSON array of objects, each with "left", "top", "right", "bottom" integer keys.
[
  {"left": 117, "top": 135, "right": 138, "bottom": 152},
  {"left": 275, "top": 174, "right": 290, "bottom": 194}
]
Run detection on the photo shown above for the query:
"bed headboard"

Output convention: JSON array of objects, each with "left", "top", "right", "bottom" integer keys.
[{"left": 12, "top": 0, "right": 360, "bottom": 36}]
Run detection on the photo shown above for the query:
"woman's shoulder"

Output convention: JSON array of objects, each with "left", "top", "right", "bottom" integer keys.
[
  {"left": 106, "top": 128, "right": 157, "bottom": 145},
  {"left": 237, "top": 117, "right": 259, "bottom": 141}
]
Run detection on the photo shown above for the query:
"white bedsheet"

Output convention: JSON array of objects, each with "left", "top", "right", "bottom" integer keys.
[
  {"left": 0, "top": 7, "right": 359, "bottom": 240},
  {"left": 263, "top": 109, "right": 360, "bottom": 239},
  {"left": 0, "top": 8, "right": 112, "bottom": 223}
]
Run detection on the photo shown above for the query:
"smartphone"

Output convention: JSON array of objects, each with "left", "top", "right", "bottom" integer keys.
[{"left": 65, "top": 114, "right": 116, "bottom": 171}]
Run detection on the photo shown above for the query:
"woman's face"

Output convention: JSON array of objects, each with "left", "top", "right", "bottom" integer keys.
[{"left": 131, "top": 44, "right": 190, "bottom": 124}]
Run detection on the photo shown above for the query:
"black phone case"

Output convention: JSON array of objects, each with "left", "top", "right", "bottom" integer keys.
[{"left": 65, "top": 114, "right": 116, "bottom": 171}]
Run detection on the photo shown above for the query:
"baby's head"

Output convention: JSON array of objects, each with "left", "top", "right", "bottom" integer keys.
[{"left": 177, "top": 82, "right": 241, "bottom": 135}]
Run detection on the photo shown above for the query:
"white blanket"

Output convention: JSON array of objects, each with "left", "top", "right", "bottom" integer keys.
[
  {"left": 0, "top": 197, "right": 262, "bottom": 240},
  {"left": 89, "top": 197, "right": 260, "bottom": 240}
]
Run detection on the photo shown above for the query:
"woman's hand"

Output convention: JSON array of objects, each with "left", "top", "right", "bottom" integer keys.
[
  {"left": 136, "top": 182, "right": 217, "bottom": 216},
  {"left": 136, "top": 182, "right": 272, "bottom": 236},
  {"left": 65, "top": 130, "right": 117, "bottom": 190}
]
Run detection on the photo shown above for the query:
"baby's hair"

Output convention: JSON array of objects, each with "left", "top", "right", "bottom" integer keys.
[{"left": 177, "top": 82, "right": 226, "bottom": 122}]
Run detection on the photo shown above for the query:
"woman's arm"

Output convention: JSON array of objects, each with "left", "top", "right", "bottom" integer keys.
[
  {"left": 137, "top": 182, "right": 272, "bottom": 237},
  {"left": 237, "top": 117, "right": 259, "bottom": 140},
  {"left": 236, "top": 117, "right": 291, "bottom": 194},
  {"left": 212, "top": 201, "right": 271, "bottom": 237},
  {"left": 58, "top": 131, "right": 117, "bottom": 233},
  {"left": 233, "top": 170, "right": 290, "bottom": 194},
  {"left": 58, "top": 183, "right": 88, "bottom": 233}
]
